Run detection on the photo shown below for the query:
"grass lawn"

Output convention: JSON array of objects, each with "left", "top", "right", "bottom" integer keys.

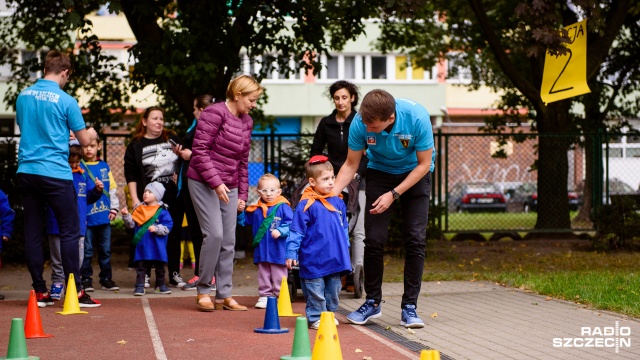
[
  {"left": 382, "top": 239, "right": 640, "bottom": 317},
  {"left": 443, "top": 211, "right": 588, "bottom": 231}
]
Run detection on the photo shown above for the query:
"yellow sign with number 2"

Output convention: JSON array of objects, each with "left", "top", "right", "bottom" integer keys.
[{"left": 541, "top": 19, "right": 591, "bottom": 104}]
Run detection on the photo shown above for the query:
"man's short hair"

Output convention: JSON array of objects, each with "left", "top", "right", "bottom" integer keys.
[
  {"left": 44, "top": 50, "right": 72, "bottom": 75},
  {"left": 305, "top": 157, "right": 334, "bottom": 180},
  {"left": 359, "top": 89, "right": 396, "bottom": 123}
]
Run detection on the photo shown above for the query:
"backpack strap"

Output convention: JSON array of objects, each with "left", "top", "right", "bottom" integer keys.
[
  {"left": 81, "top": 160, "right": 110, "bottom": 198},
  {"left": 252, "top": 203, "right": 284, "bottom": 248},
  {"left": 132, "top": 208, "right": 163, "bottom": 246}
]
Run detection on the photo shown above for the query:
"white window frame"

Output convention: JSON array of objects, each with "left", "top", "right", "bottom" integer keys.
[{"left": 317, "top": 54, "right": 437, "bottom": 85}]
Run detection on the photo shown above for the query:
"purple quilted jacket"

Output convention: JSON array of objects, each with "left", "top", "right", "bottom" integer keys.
[{"left": 187, "top": 102, "right": 252, "bottom": 201}]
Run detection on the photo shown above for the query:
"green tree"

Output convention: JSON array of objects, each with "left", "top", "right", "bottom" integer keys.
[
  {"left": 0, "top": 0, "right": 378, "bottom": 125},
  {"left": 376, "top": 0, "right": 637, "bottom": 229}
]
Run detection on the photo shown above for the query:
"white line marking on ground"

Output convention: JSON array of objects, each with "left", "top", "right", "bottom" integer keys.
[
  {"left": 349, "top": 323, "right": 416, "bottom": 359},
  {"left": 142, "top": 298, "right": 168, "bottom": 360}
]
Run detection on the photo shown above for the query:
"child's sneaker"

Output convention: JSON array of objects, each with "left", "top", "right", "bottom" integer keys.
[
  {"left": 50, "top": 283, "right": 64, "bottom": 301},
  {"left": 134, "top": 285, "right": 145, "bottom": 296},
  {"left": 255, "top": 296, "right": 268, "bottom": 309},
  {"left": 144, "top": 275, "right": 151, "bottom": 288},
  {"left": 36, "top": 291, "right": 54, "bottom": 308},
  {"left": 308, "top": 317, "right": 339, "bottom": 330},
  {"left": 154, "top": 285, "right": 172, "bottom": 294},
  {"left": 181, "top": 276, "right": 199, "bottom": 290},
  {"left": 82, "top": 279, "right": 94, "bottom": 292},
  {"left": 78, "top": 290, "right": 101, "bottom": 308},
  {"left": 170, "top": 272, "right": 186, "bottom": 287},
  {"left": 100, "top": 279, "right": 120, "bottom": 291}
]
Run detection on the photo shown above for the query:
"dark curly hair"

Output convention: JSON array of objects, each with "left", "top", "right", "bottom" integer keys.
[{"left": 327, "top": 80, "right": 360, "bottom": 109}]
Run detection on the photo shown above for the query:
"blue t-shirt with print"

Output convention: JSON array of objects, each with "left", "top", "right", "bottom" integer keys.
[
  {"left": 16, "top": 79, "right": 86, "bottom": 180},
  {"left": 348, "top": 98, "right": 436, "bottom": 174}
]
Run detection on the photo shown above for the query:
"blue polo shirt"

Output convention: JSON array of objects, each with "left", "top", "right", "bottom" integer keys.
[
  {"left": 348, "top": 98, "right": 436, "bottom": 174},
  {"left": 16, "top": 79, "right": 86, "bottom": 180}
]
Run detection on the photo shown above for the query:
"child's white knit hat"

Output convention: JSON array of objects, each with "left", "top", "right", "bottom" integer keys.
[{"left": 145, "top": 182, "right": 165, "bottom": 202}]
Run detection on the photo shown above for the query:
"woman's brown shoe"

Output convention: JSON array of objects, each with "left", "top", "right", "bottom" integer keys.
[
  {"left": 196, "top": 294, "right": 215, "bottom": 312},
  {"left": 214, "top": 297, "right": 247, "bottom": 311}
]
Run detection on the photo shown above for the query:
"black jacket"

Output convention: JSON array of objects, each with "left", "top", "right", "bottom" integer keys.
[{"left": 310, "top": 110, "right": 367, "bottom": 177}]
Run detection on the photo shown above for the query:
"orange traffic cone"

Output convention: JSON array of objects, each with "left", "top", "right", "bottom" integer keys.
[
  {"left": 420, "top": 349, "right": 441, "bottom": 360},
  {"left": 56, "top": 274, "right": 88, "bottom": 315},
  {"left": 278, "top": 277, "right": 301, "bottom": 317},
  {"left": 311, "top": 312, "right": 342, "bottom": 360},
  {"left": 24, "top": 290, "right": 53, "bottom": 339}
]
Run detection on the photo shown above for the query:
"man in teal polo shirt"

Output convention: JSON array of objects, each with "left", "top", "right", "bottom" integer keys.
[
  {"left": 16, "top": 50, "right": 101, "bottom": 308},
  {"left": 333, "top": 89, "right": 435, "bottom": 328}
]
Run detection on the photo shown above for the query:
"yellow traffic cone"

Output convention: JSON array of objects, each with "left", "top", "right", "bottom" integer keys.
[
  {"left": 420, "top": 350, "right": 441, "bottom": 360},
  {"left": 56, "top": 274, "right": 88, "bottom": 315},
  {"left": 311, "top": 312, "right": 342, "bottom": 360},
  {"left": 278, "top": 277, "right": 301, "bottom": 317}
]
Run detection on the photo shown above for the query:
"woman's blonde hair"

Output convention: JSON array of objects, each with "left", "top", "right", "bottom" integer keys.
[{"left": 226, "top": 74, "right": 263, "bottom": 100}]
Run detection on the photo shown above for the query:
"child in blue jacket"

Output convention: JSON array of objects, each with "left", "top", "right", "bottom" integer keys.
[
  {"left": 286, "top": 155, "right": 351, "bottom": 329},
  {"left": 0, "top": 188, "right": 15, "bottom": 301},
  {"left": 45, "top": 142, "right": 103, "bottom": 307},
  {"left": 81, "top": 133, "right": 120, "bottom": 292},
  {"left": 244, "top": 173, "right": 293, "bottom": 309},
  {"left": 121, "top": 182, "right": 173, "bottom": 296}
]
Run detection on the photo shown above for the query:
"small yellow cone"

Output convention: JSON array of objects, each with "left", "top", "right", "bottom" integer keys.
[
  {"left": 420, "top": 349, "right": 441, "bottom": 360},
  {"left": 311, "top": 312, "right": 342, "bottom": 360},
  {"left": 56, "top": 273, "right": 88, "bottom": 315},
  {"left": 278, "top": 277, "right": 301, "bottom": 317}
]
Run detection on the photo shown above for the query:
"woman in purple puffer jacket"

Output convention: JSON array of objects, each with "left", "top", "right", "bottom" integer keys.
[{"left": 187, "top": 75, "right": 263, "bottom": 312}]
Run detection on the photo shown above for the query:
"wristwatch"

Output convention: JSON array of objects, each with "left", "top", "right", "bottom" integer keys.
[{"left": 391, "top": 189, "right": 400, "bottom": 200}]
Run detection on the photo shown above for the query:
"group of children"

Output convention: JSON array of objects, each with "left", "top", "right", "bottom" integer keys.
[{"left": 245, "top": 155, "right": 351, "bottom": 329}]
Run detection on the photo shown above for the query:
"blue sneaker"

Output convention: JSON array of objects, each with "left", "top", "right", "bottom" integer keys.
[
  {"left": 154, "top": 285, "right": 172, "bottom": 294},
  {"left": 346, "top": 299, "right": 382, "bottom": 325},
  {"left": 400, "top": 304, "right": 425, "bottom": 328},
  {"left": 134, "top": 285, "right": 145, "bottom": 296},
  {"left": 50, "top": 283, "right": 64, "bottom": 301}
]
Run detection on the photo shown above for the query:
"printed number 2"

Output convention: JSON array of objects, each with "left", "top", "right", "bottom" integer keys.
[{"left": 549, "top": 49, "right": 574, "bottom": 94}]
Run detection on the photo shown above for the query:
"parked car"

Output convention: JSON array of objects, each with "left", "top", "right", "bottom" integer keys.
[
  {"left": 448, "top": 182, "right": 507, "bottom": 213},
  {"left": 507, "top": 183, "right": 580, "bottom": 212}
]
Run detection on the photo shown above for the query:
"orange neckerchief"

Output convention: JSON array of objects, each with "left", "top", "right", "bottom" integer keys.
[
  {"left": 132, "top": 204, "right": 161, "bottom": 226},
  {"left": 72, "top": 167, "right": 84, "bottom": 174},
  {"left": 300, "top": 187, "right": 342, "bottom": 212},
  {"left": 245, "top": 196, "right": 291, "bottom": 218}
]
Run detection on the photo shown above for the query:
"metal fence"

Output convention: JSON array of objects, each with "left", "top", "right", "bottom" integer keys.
[{"left": 4, "top": 130, "right": 638, "bottom": 237}]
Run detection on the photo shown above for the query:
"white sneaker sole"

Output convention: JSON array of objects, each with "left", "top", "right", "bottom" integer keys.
[
  {"left": 400, "top": 320, "right": 425, "bottom": 328},
  {"left": 346, "top": 311, "right": 381, "bottom": 325}
]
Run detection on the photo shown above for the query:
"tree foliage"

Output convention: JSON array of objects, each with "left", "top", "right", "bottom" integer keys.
[
  {"left": 376, "top": 0, "right": 638, "bottom": 229},
  {"left": 0, "top": 0, "right": 389, "bottom": 126}
]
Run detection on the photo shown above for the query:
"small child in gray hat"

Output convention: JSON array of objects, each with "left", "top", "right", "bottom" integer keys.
[{"left": 121, "top": 182, "right": 174, "bottom": 296}]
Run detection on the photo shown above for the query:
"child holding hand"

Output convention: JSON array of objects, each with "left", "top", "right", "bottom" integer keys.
[
  {"left": 244, "top": 173, "right": 293, "bottom": 309},
  {"left": 286, "top": 155, "right": 351, "bottom": 329},
  {"left": 121, "top": 182, "right": 173, "bottom": 296}
]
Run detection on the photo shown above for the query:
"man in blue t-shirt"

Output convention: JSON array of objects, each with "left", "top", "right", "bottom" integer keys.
[
  {"left": 333, "top": 89, "right": 435, "bottom": 329},
  {"left": 16, "top": 50, "right": 101, "bottom": 308}
]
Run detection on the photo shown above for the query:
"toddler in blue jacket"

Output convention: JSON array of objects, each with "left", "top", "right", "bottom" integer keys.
[
  {"left": 121, "top": 182, "right": 173, "bottom": 296},
  {"left": 286, "top": 155, "right": 351, "bottom": 329},
  {"left": 244, "top": 173, "right": 293, "bottom": 309}
]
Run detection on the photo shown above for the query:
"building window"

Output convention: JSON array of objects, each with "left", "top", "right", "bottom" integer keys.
[
  {"left": 0, "top": 118, "right": 14, "bottom": 136},
  {"left": 326, "top": 56, "right": 338, "bottom": 79},
  {"left": 371, "top": 56, "right": 387, "bottom": 79},
  {"left": 344, "top": 56, "right": 355, "bottom": 79}
]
